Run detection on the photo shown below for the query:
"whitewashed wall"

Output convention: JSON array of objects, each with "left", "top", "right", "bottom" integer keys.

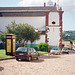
[
  {"left": 48, "top": 12, "right": 60, "bottom": 46},
  {"left": 0, "top": 13, "right": 61, "bottom": 46},
  {"left": 47, "top": 27, "right": 60, "bottom": 46},
  {"left": 49, "top": 12, "right": 59, "bottom": 25},
  {"left": 0, "top": 17, "right": 45, "bottom": 32},
  {"left": 27, "top": 35, "right": 45, "bottom": 45},
  {"left": 35, "top": 35, "right": 45, "bottom": 44},
  {"left": 62, "top": 40, "right": 72, "bottom": 49}
]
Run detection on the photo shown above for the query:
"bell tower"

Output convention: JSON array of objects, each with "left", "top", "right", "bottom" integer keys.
[{"left": 47, "top": 0, "right": 53, "bottom": 6}]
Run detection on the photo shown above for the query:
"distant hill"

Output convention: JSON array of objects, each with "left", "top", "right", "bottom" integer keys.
[{"left": 62, "top": 31, "right": 75, "bottom": 41}]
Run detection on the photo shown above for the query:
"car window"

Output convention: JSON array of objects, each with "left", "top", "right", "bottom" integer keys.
[
  {"left": 16, "top": 47, "right": 22, "bottom": 51},
  {"left": 52, "top": 48, "right": 58, "bottom": 50},
  {"left": 28, "top": 48, "right": 32, "bottom": 52},
  {"left": 16, "top": 47, "right": 27, "bottom": 52},
  {"left": 63, "top": 47, "right": 68, "bottom": 50},
  {"left": 22, "top": 48, "right": 27, "bottom": 51},
  {"left": 28, "top": 49, "right": 31, "bottom": 53},
  {"left": 29, "top": 48, "right": 33, "bottom": 52}
]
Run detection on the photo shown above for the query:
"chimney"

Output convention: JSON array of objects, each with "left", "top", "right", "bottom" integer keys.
[{"left": 44, "top": 2, "right": 46, "bottom": 7}]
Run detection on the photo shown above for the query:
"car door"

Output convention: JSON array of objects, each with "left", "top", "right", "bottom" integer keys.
[
  {"left": 32, "top": 48, "right": 38, "bottom": 58},
  {"left": 30, "top": 48, "right": 34, "bottom": 58}
]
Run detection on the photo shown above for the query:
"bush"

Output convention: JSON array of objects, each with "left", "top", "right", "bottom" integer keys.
[
  {"left": 38, "top": 43, "right": 49, "bottom": 52},
  {"left": 33, "top": 46, "right": 38, "bottom": 51},
  {"left": 0, "top": 43, "right": 6, "bottom": 49}
]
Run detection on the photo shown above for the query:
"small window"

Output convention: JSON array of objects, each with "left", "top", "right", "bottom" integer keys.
[
  {"left": 30, "top": 48, "right": 33, "bottom": 52},
  {"left": 47, "top": 28, "right": 49, "bottom": 30},
  {"left": 52, "top": 21, "right": 56, "bottom": 24}
]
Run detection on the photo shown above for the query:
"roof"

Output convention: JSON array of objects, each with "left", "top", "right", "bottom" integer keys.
[
  {"left": 0, "top": 6, "right": 59, "bottom": 17},
  {"left": 0, "top": 6, "right": 57, "bottom": 11}
]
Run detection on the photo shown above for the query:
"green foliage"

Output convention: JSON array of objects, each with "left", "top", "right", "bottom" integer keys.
[
  {"left": 62, "top": 31, "right": 75, "bottom": 40},
  {"left": 6, "top": 21, "right": 25, "bottom": 42},
  {"left": 25, "top": 44, "right": 38, "bottom": 50},
  {"left": 33, "top": 46, "right": 38, "bottom": 51},
  {"left": 37, "top": 51, "right": 47, "bottom": 54},
  {"left": 38, "top": 43, "right": 49, "bottom": 52},
  {"left": 30, "top": 32, "right": 40, "bottom": 43},
  {"left": 0, "top": 32, "right": 6, "bottom": 43},
  {"left": 30, "top": 32, "right": 40, "bottom": 47},
  {"left": 73, "top": 40, "right": 75, "bottom": 44},
  {"left": 6, "top": 21, "right": 40, "bottom": 47},
  {"left": 0, "top": 49, "right": 12, "bottom": 59}
]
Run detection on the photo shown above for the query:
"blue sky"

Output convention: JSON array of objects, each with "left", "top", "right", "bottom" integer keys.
[{"left": 0, "top": 0, "right": 75, "bottom": 31}]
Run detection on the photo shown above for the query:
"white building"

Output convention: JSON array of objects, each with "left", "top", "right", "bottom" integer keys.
[
  {"left": 62, "top": 40, "right": 72, "bottom": 49},
  {"left": 0, "top": 3, "right": 64, "bottom": 47}
]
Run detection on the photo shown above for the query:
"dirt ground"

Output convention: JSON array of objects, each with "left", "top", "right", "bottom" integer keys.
[{"left": 0, "top": 53, "right": 75, "bottom": 75}]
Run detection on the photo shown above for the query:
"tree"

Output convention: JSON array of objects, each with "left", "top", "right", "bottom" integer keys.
[
  {"left": 30, "top": 32, "right": 40, "bottom": 47},
  {"left": 0, "top": 32, "right": 6, "bottom": 49},
  {"left": 62, "top": 31, "right": 75, "bottom": 40},
  {"left": 0, "top": 32, "right": 6, "bottom": 43},
  {"left": 6, "top": 21, "right": 23, "bottom": 46},
  {"left": 6, "top": 21, "right": 40, "bottom": 47}
]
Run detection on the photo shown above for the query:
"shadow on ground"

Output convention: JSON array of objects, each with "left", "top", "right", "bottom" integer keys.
[
  {"left": 40, "top": 54, "right": 61, "bottom": 59},
  {"left": 18, "top": 58, "right": 44, "bottom": 63},
  {"left": 31, "top": 59, "right": 44, "bottom": 63},
  {"left": 16, "top": 54, "right": 61, "bottom": 63},
  {"left": 30, "top": 55, "right": 61, "bottom": 63},
  {"left": 0, "top": 66, "right": 4, "bottom": 71}
]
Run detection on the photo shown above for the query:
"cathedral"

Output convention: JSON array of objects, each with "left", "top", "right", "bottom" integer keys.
[{"left": 0, "top": 0, "right": 64, "bottom": 47}]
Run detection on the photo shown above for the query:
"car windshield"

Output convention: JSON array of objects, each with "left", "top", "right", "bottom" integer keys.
[
  {"left": 52, "top": 48, "right": 59, "bottom": 50},
  {"left": 16, "top": 47, "right": 27, "bottom": 52},
  {"left": 63, "top": 47, "right": 68, "bottom": 50}
]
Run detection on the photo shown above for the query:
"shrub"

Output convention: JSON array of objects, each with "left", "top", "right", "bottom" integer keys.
[
  {"left": 38, "top": 43, "right": 49, "bottom": 52},
  {"left": 33, "top": 46, "right": 38, "bottom": 51},
  {"left": 0, "top": 43, "right": 6, "bottom": 49}
]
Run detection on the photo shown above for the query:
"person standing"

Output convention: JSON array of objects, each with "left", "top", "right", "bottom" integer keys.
[{"left": 48, "top": 46, "right": 50, "bottom": 55}]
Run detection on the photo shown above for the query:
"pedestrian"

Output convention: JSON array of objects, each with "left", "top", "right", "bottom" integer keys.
[{"left": 48, "top": 46, "right": 50, "bottom": 55}]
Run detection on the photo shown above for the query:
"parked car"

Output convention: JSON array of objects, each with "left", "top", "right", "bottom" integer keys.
[
  {"left": 72, "top": 46, "right": 75, "bottom": 50},
  {"left": 62, "top": 47, "right": 69, "bottom": 54},
  {"left": 50, "top": 47, "right": 61, "bottom": 55},
  {"left": 15, "top": 47, "right": 40, "bottom": 61}
]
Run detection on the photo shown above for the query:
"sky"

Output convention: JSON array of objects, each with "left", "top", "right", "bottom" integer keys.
[{"left": 0, "top": 0, "right": 75, "bottom": 31}]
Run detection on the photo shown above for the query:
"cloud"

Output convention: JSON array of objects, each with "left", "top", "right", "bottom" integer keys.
[
  {"left": 59, "top": 0, "right": 75, "bottom": 13},
  {"left": 18, "top": 0, "right": 75, "bottom": 13},
  {"left": 18, "top": 0, "right": 49, "bottom": 6}
]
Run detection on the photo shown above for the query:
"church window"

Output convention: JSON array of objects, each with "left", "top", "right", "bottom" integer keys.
[{"left": 52, "top": 21, "right": 56, "bottom": 24}]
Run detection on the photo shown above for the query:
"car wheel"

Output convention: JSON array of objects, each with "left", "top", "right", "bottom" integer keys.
[
  {"left": 28, "top": 56, "right": 32, "bottom": 61},
  {"left": 67, "top": 52, "right": 69, "bottom": 54},
  {"left": 36, "top": 56, "right": 39, "bottom": 60},
  {"left": 16, "top": 58, "right": 19, "bottom": 61}
]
